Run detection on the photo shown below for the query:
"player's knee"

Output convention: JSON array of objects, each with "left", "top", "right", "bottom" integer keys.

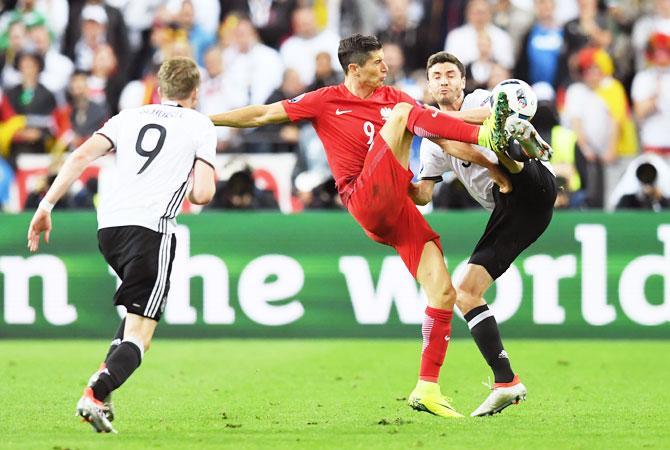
[
  {"left": 430, "top": 281, "right": 457, "bottom": 309},
  {"left": 389, "top": 103, "right": 412, "bottom": 126},
  {"left": 455, "top": 287, "right": 482, "bottom": 315}
]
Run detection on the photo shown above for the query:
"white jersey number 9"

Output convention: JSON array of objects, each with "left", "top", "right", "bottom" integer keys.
[{"left": 135, "top": 123, "right": 167, "bottom": 174}]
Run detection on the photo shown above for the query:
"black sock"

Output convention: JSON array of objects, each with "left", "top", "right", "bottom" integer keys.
[
  {"left": 104, "top": 318, "right": 126, "bottom": 362},
  {"left": 464, "top": 305, "right": 515, "bottom": 383},
  {"left": 92, "top": 340, "right": 142, "bottom": 401}
]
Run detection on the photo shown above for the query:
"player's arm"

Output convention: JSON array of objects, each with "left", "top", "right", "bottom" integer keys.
[
  {"left": 188, "top": 159, "right": 216, "bottom": 205},
  {"left": 27, "top": 134, "right": 112, "bottom": 252},
  {"left": 409, "top": 180, "right": 437, "bottom": 206},
  {"left": 443, "top": 106, "right": 490, "bottom": 125},
  {"left": 431, "top": 138, "right": 512, "bottom": 193},
  {"left": 210, "top": 101, "right": 290, "bottom": 128}
]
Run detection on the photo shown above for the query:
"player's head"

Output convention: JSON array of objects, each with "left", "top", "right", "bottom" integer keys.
[
  {"left": 425, "top": 51, "right": 465, "bottom": 108},
  {"left": 157, "top": 56, "right": 200, "bottom": 107},
  {"left": 338, "top": 34, "right": 387, "bottom": 87}
]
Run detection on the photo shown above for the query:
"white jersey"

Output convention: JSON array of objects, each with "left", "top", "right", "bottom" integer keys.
[
  {"left": 96, "top": 101, "right": 216, "bottom": 234},
  {"left": 419, "top": 90, "right": 497, "bottom": 211},
  {"left": 419, "top": 89, "right": 554, "bottom": 211}
]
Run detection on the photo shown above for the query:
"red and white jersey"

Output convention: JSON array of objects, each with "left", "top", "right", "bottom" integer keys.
[
  {"left": 282, "top": 84, "right": 420, "bottom": 193},
  {"left": 95, "top": 101, "right": 216, "bottom": 234}
]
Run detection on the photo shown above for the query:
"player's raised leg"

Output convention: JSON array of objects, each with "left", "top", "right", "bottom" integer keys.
[{"left": 455, "top": 264, "right": 526, "bottom": 417}]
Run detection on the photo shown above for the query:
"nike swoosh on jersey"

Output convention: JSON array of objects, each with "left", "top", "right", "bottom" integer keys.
[{"left": 335, "top": 109, "right": 352, "bottom": 115}]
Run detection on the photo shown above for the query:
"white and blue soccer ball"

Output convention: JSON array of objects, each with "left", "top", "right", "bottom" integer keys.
[{"left": 490, "top": 78, "right": 538, "bottom": 121}]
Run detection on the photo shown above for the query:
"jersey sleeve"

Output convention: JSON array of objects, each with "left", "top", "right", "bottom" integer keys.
[
  {"left": 281, "top": 88, "right": 328, "bottom": 122},
  {"left": 194, "top": 118, "right": 217, "bottom": 167},
  {"left": 419, "top": 138, "right": 452, "bottom": 181},
  {"left": 95, "top": 112, "right": 123, "bottom": 149},
  {"left": 464, "top": 89, "right": 493, "bottom": 109}
]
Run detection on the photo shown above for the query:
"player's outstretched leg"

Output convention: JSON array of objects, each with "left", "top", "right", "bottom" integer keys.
[{"left": 407, "top": 241, "right": 463, "bottom": 418}]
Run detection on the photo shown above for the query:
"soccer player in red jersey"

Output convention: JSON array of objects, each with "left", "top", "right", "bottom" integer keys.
[{"left": 210, "top": 34, "right": 512, "bottom": 418}]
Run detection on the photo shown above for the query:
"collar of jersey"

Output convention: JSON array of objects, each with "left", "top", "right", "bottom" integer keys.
[{"left": 161, "top": 100, "right": 183, "bottom": 107}]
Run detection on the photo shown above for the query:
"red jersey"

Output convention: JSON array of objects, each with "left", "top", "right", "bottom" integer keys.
[{"left": 282, "top": 84, "right": 419, "bottom": 193}]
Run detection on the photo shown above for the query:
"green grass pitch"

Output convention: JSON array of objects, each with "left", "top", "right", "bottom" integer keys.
[{"left": 1, "top": 339, "right": 668, "bottom": 449}]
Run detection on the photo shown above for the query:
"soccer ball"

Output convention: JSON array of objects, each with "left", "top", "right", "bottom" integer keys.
[{"left": 490, "top": 79, "right": 537, "bottom": 120}]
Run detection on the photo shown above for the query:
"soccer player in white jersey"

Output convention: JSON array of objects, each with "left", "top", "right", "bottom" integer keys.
[
  {"left": 26, "top": 57, "right": 217, "bottom": 433},
  {"left": 409, "top": 52, "right": 557, "bottom": 417}
]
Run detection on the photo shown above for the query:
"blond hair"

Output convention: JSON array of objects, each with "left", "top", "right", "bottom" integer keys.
[{"left": 157, "top": 56, "right": 200, "bottom": 100}]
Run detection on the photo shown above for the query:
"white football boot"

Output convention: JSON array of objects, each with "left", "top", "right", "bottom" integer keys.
[
  {"left": 470, "top": 374, "right": 527, "bottom": 417},
  {"left": 505, "top": 116, "right": 553, "bottom": 161},
  {"left": 76, "top": 387, "right": 117, "bottom": 433}
]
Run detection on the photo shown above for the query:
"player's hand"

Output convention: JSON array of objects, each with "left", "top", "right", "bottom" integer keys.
[
  {"left": 488, "top": 165, "right": 512, "bottom": 194},
  {"left": 27, "top": 208, "right": 52, "bottom": 252}
]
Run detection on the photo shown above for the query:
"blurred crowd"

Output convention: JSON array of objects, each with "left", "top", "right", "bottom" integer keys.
[{"left": 0, "top": 0, "right": 669, "bottom": 213}]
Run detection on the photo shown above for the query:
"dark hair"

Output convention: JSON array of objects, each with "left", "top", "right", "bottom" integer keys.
[
  {"left": 426, "top": 51, "right": 465, "bottom": 79},
  {"left": 337, "top": 34, "right": 382, "bottom": 74}
]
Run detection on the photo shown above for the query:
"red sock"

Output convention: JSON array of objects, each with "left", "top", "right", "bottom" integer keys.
[
  {"left": 406, "top": 106, "right": 479, "bottom": 144},
  {"left": 420, "top": 306, "right": 454, "bottom": 382}
]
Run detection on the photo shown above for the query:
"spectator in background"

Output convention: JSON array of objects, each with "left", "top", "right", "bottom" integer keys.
[
  {"left": 280, "top": 6, "right": 341, "bottom": 86},
  {"left": 532, "top": 81, "right": 582, "bottom": 207},
  {"left": 376, "top": 0, "right": 423, "bottom": 71},
  {"left": 485, "top": 63, "right": 512, "bottom": 91},
  {"left": 223, "top": 16, "right": 283, "bottom": 105},
  {"left": 0, "top": 2, "right": 46, "bottom": 50},
  {"left": 3, "top": 15, "right": 74, "bottom": 95},
  {"left": 165, "top": 0, "right": 220, "bottom": 38},
  {"left": 609, "top": 154, "right": 670, "bottom": 210},
  {"left": 245, "top": 68, "right": 303, "bottom": 154},
  {"left": 306, "top": 51, "right": 343, "bottom": 91},
  {"left": 562, "top": 47, "right": 636, "bottom": 207},
  {"left": 170, "top": 0, "right": 215, "bottom": 66},
  {"left": 382, "top": 42, "right": 422, "bottom": 99},
  {"left": 198, "top": 45, "right": 246, "bottom": 151},
  {"left": 335, "top": 0, "right": 382, "bottom": 37},
  {"left": 1, "top": 49, "right": 64, "bottom": 168},
  {"left": 0, "top": 19, "right": 27, "bottom": 73},
  {"left": 0, "top": 0, "right": 69, "bottom": 42},
  {"left": 87, "top": 44, "right": 125, "bottom": 115},
  {"left": 445, "top": 0, "right": 515, "bottom": 71},
  {"left": 220, "top": 0, "right": 297, "bottom": 49},
  {"left": 209, "top": 166, "right": 278, "bottom": 210},
  {"left": 632, "top": 0, "right": 670, "bottom": 71},
  {"left": 464, "top": 31, "right": 499, "bottom": 94},
  {"left": 66, "top": 70, "right": 108, "bottom": 148},
  {"left": 632, "top": 32, "right": 670, "bottom": 156},
  {"left": 293, "top": 171, "right": 341, "bottom": 210},
  {"left": 490, "top": 0, "right": 535, "bottom": 56},
  {"left": 63, "top": 1, "right": 130, "bottom": 78},
  {"left": 24, "top": 171, "right": 71, "bottom": 210},
  {"left": 556, "top": 0, "right": 612, "bottom": 88},
  {"left": 515, "top": 0, "right": 564, "bottom": 88}
]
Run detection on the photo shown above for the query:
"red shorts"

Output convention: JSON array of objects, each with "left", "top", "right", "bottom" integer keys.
[{"left": 343, "top": 135, "right": 442, "bottom": 278}]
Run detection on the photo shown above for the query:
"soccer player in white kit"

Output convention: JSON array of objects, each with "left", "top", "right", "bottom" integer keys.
[
  {"left": 26, "top": 57, "right": 217, "bottom": 433},
  {"left": 410, "top": 52, "right": 557, "bottom": 417}
]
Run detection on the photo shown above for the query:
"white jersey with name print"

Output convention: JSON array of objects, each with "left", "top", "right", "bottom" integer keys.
[
  {"left": 95, "top": 101, "right": 216, "bottom": 233},
  {"left": 419, "top": 89, "right": 554, "bottom": 211}
]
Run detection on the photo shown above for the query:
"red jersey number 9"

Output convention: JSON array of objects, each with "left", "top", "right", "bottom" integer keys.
[{"left": 363, "top": 121, "right": 375, "bottom": 151}]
